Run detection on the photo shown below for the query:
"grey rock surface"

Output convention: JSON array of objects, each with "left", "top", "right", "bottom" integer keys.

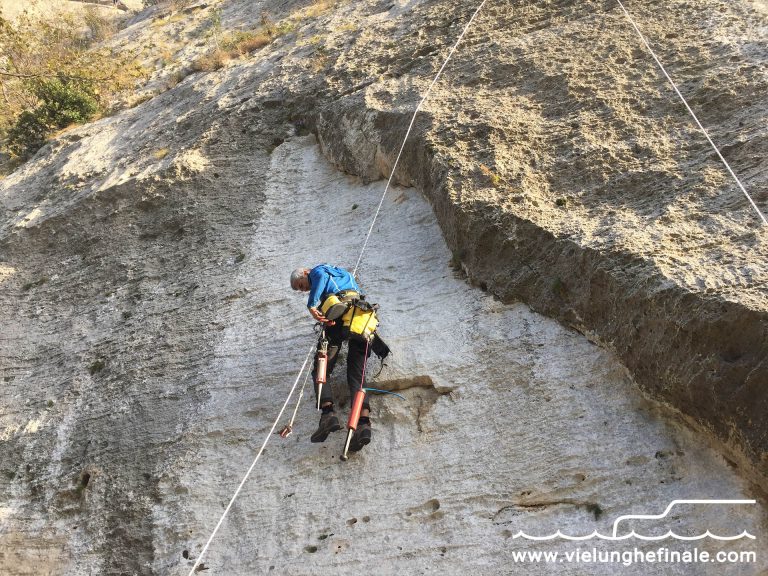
[
  {"left": 0, "top": 0, "right": 766, "bottom": 574},
  {"left": 164, "top": 137, "right": 766, "bottom": 575},
  {"left": 308, "top": 0, "right": 768, "bottom": 481}
]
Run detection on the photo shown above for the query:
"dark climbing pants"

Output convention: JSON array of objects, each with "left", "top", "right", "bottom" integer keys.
[{"left": 312, "top": 324, "right": 372, "bottom": 411}]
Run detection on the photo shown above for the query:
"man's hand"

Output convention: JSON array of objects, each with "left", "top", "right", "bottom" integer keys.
[{"left": 309, "top": 307, "right": 335, "bottom": 325}]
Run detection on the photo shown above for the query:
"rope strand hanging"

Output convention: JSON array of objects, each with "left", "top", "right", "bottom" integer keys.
[
  {"left": 353, "top": 0, "right": 489, "bottom": 276},
  {"left": 187, "top": 2, "right": 489, "bottom": 573},
  {"left": 615, "top": 0, "right": 767, "bottom": 226},
  {"left": 187, "top": 344, "right": 314, "bottom": 576}
]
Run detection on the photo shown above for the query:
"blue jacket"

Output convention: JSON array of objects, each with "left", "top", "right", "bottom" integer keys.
[{"left": 307, "top": 264, "right": 361, "bottom": 309}]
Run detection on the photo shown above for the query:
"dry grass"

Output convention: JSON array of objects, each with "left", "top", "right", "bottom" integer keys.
[
  {"left": 191, "top": 49, "right": 230, "bottom": 72},
  {"left": 221, "top": 30, "right": 272, "bottom": 56},
  {"left": 305, "top": 0, "right": 340, "bottom": 18},
  {"left": 337, "top": 21, "right": 357, "bottom": 33},
  {"left": 159, "top": 46, "right": 175, "bottom": 64},
  {"left": 234, "top": 33, "right": 272, "bottom": 54},
  {"left": 310, "top": 52, "right": 329, "bottom": 72},
  {"left": 191, "top": 18, "right": 297, "bottom": 74},
  {"left": 83, "top": 6, "right": 118, "bottom": 43}
]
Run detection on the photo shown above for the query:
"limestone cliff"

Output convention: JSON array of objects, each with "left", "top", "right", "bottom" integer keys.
[{"left": 0, "top": 1, "right": 766, "bottom": 574}]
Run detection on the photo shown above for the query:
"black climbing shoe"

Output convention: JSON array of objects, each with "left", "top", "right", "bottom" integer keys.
[
  {"left": 349, "top": 421, "right": 372, "bottom": 452},
  {"left": 311, "top": 412, "right": 342, "bottom": 443}
]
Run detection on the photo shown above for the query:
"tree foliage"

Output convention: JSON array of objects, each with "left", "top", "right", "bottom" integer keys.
[
  {"left": 0, "top": 7, "right": 146, "bottom": 160},
  {"left": 6, "top": 77, "right": 100, "bottom": 156}
]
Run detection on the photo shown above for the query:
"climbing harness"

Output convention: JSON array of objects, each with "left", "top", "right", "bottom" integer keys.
[
  {"left": 319, "top": 290, "right": 358, "bottom": 321},
  {"left": 320, "top": 291, "right": 381, "bottom": 342},
  {"left": 341, "top": 299, "right": 380, "bottom": 342}
]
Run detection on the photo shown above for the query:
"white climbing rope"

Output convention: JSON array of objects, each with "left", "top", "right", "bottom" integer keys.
[
  {"left": 615, "top": 0, "right": 768, "bottom": 226},
  {"left": 286, "top": 361, "right": 313, "bottom": 430},
  {"left": 353, "top": 0, "right": 489, "bottom": 276},
  {"left": 187, "top": 344, "right": 315, "bottom": 576},
  {"left": 188, "top": 2, "right": 490, "bottom": 572},
  {"left": 286, "top": 0, "right": 490, "bottom": 438}
]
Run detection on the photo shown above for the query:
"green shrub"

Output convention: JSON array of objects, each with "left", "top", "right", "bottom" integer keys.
[
  {"left": 33, "top": 78, "right": 99, "bottom": 126},
  {"left": 0, "top": 12, "right": 147, "bottom": 163},
  {"left": 7, "top": 77, "right": 99, "bottom": 157},
  {"left": 6, "top": 112, "right": 49, "bottom": 157}
]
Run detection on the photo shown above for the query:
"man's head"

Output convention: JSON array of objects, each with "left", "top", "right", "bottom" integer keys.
[{"left": 290, "top": 268, "right": 310, "bottom": 291}]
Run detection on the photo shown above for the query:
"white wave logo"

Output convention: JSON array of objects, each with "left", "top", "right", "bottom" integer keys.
[{"left": 513, "top": 499, "right": 757, "bottom": 541}]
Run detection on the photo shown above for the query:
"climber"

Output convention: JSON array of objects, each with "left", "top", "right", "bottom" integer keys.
[{"left": 290, "top": 264, "right": 388, "bottom": 453}]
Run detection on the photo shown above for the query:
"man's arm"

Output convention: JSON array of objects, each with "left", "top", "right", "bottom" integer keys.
[
  {"left": 306, "top": 267, "right": 329, "bottom": 309},
  {"left": 306, "top": 267, "right": 335, "bottom": 324}
]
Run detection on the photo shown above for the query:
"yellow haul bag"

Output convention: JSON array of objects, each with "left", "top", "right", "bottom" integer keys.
[
  {"left": 342, "top": 303, "right": 379, "bottom": 341},
  {"left": 320, "top": 292, "right": 358, "bottom": 321},
  {"left": 319, "top": 292, "right": 379, "bottom": 341}
]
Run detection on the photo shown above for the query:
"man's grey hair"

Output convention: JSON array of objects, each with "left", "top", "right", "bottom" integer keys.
[{"left": 290, "top": 268, "right": 308, "bottom": 287}]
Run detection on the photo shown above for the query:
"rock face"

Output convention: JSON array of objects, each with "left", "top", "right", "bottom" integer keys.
[
  {"left": 309, "top": 0, "right": 768, "bottom": 482},
  {"left": 0, "top": 0, "right": 766, "bottom": 575},
  {"left": 0, "top": 0, "right": 141, "bottom": 21}
]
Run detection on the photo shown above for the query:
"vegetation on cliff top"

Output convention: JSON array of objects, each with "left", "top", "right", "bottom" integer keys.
[
  {"left": 0, "top": 7, "right": 145, "bottom": 167},
  {"left": 0, "top": 0, "right": 345, "bottom": 170}
]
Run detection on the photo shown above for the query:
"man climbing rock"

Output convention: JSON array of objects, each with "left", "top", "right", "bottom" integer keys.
[{"left": 290, "top": 264, "right": 387, "bottom": 453}]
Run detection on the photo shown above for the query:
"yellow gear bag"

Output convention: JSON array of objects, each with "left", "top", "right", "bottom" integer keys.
[
  {"left": 319, "top": 291, "right": 356, "bottom": 321},
  {"left": 319, "top": 291, "right": 379, "bottom": 341},
  {"left": 341, "top": 301, "right": 379, "bottom": 341}
]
